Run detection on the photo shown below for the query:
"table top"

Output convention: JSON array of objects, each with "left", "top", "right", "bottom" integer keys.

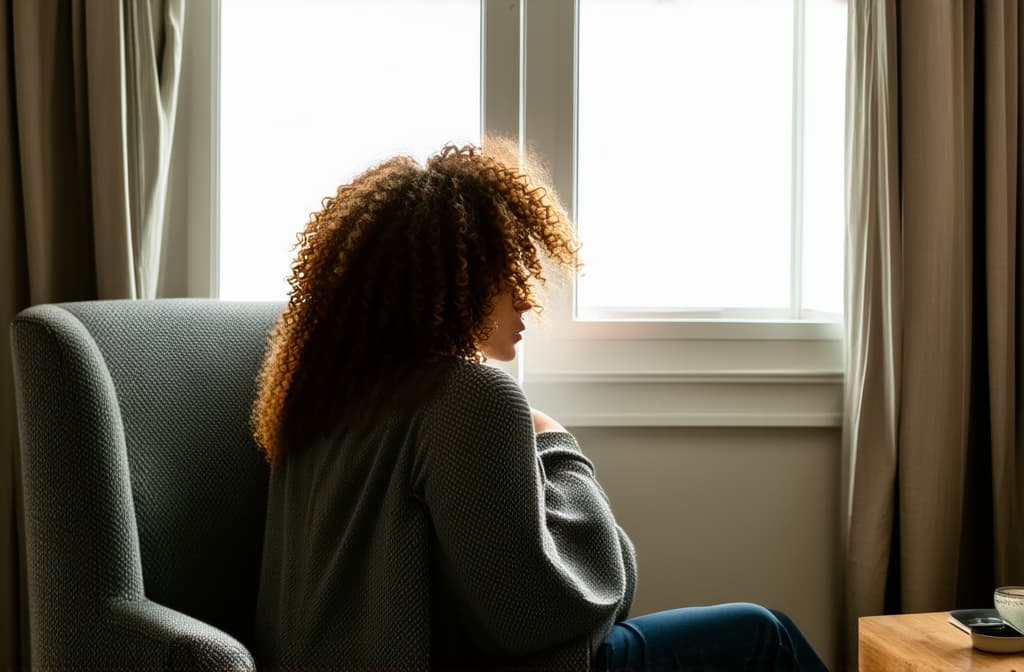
[{"left": 859, "top": 611, "right": 1024, "bottom": 671}]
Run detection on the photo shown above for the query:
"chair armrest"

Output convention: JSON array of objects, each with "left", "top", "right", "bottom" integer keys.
[{"left": 109, "top": 599, "right": 256, "bottom": 671}]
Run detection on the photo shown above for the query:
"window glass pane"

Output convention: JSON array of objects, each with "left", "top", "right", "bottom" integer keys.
[
  {"left": 577, "top": 0, "right": 794, "bottom": 312},
  {"left": 220, "top": 0, "right": 480, "bottom": 300},
  {"left": 801, "top": 0, "right": 847, "bottom": 315}
]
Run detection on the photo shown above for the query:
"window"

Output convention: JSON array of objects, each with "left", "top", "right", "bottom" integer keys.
[
  {"left": 211, "top": 0, "right": 847, "bottom": 426},
  {"left": 576, "top": 0, "right": 846, "bottom": 320}
]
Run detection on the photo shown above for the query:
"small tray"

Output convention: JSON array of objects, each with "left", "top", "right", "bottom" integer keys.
[{"left": 949, "top": 609, "right": 1024, "bottom": 654}]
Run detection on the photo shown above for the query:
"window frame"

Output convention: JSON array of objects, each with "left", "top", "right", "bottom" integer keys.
[{"left": 483, "top": 0, "right": 843, "bottom": 427}]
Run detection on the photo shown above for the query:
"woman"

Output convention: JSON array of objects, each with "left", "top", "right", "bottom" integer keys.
[{"left": 251, "top": 144, "right": 829, "bottom": 672}]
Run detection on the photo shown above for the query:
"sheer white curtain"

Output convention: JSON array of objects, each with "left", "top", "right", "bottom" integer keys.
[
  {"left": 842, "top": 1, "right": 901, "bottom": 666},
  {"left": 124, "top": 0, "right": 185, "bottom": 299}
]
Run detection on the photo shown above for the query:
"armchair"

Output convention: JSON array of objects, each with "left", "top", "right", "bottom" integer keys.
[{"left": 11, "top": 299, "right": 283, "bottom": 670}]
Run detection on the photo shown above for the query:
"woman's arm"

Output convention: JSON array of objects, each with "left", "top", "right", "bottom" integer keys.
[
  {"left": 413, "top": 363, "right": 632, "bottom": 657},
  {"left": 532, "top": 410, "right": 636, "bottom": 624},
  {"left": 531, "top": 407, "right": 565, "bottom": 434}
]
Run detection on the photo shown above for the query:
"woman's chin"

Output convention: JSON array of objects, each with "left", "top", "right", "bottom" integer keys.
[{"left": 482, "top": 346, "right": 517, "bottom": 362}]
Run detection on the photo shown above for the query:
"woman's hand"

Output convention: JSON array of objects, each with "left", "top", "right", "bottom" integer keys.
[{"left": 531, "top": 407, "right": 566, "bottom": 434}]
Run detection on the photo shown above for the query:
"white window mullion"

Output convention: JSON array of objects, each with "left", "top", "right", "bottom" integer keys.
[
  {"left": 789, "top": 0, "right": 807, "bottom": 321},
  {"left": 482, "top": 0, "right": 521, "bottom": 146},
  {"left": 482, "top": 0, "right": 523, "bottom": 381},
  {"left": 520, "top": 0, "right": 577, "bottom": 325},
  {"left": 521, "top": 0, "right": 577, "bottom": 219}
]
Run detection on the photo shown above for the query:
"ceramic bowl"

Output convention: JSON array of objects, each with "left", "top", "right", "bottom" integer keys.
[{"left": 994, "top": 586, "right": 1024, "bottom": 635}]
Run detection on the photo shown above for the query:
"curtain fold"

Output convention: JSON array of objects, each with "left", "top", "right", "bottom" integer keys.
[
  {"left": 1, "top": 1, "right": 186, "bottom": 668},
  {"left": 980, "top": 0, "right": 1024, "bottom": 589},
  {"left": 0, "top": 4, "right": 30, "bottom": 667},
  {"left": 14, "top": 0, "right": 133, "bottom": 302},
  {"left": 124, "top": 0, "right": 184, "bottom": 299},
  {"left": 897, "top": 0, "right": 975, "bottom": 613},
  {"left": 844, "top": 1, "right": 1024, "bottom": 669},
  {"left": 842, "top": 0, "right": 901, "bottom": 663}
]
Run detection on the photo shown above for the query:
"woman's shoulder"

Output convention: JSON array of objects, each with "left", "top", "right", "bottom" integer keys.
[
  {"left": 442, "top": 356, "right": 515, "bottom": 382},
  {"left": 427, "top": 358, "right": 528, "bottom": 416},
  {"left": 413, "top": 358, "right": 534, "bottom": 468}
]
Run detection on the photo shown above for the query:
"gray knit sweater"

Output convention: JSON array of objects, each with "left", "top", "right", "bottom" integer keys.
[{"left": 253, "top": 359, "right": 637, "bottom": 671}]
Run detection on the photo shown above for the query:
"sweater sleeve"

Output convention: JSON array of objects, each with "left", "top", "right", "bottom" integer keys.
[
  {"left": 413, "top": 363, "right": 632, "bottom": 657},
  {"left": 615, "top": 524, "right": 637, "bottom": 622}
]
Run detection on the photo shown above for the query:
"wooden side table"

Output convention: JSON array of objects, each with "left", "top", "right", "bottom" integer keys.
[{"left": 859, "top": 611, "right": 1024, "bottom": 671}]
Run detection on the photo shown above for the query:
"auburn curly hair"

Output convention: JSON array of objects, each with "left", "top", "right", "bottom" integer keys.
[{"left": 252, "top": 142, "right": 579, "bottom": 462}]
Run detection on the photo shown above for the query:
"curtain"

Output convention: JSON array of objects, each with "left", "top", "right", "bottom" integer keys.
[
  {"left": 0, "top": 1, "right": 184, "bottom": 667},
  {"left": 843, "top": 2, "right": 901, "bottom": 665},
  {"left": 844, "top": 1, "right": 1024, "bottom": 669}
]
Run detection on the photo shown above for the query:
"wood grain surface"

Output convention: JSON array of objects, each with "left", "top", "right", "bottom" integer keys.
[{"left": 859, "top": 612, "right": 1024, "bottom": 671}]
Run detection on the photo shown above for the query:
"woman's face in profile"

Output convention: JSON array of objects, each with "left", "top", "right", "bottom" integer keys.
[{"left": 478, "top": 290, "right": 533, "bottom": 362}]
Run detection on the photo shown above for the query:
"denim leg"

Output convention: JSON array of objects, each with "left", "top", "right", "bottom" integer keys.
[
  {"left": 594, "top": 603, "right": 830, "bottom": 672},
  {"left": 768, "top": 609, "right": 830, "bottom": 672}
]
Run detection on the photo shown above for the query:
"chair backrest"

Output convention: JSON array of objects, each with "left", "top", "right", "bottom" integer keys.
[{"left": 12, "top": 299, "right": 283, "bottom": 650}]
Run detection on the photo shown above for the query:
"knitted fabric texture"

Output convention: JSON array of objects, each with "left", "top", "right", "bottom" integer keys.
[
  {"left": 12, "top": 300, "right": 279, "bottom": 670},
  {"left": 254, "top": 359, "right": 637, "bottom": 671}
]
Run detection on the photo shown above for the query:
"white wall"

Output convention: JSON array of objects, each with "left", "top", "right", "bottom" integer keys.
[{"left": 573, "top": 426, "right": 841, "bottom": 670}]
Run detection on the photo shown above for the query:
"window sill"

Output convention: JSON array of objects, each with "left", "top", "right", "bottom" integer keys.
[
  {"left": 523, "top": 368, "right": 843, "bottom": 428},
  {"left": 519, "top": 316, "right": 844, "bottom": 428}
]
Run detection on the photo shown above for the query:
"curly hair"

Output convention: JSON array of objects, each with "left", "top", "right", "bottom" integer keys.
[{"left": 252, "top": 142, "right": 579, "bottom": 462}]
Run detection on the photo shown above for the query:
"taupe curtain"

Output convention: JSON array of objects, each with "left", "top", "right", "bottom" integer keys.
[
  {"left": 844, "top": 1, "right": 1024, "bottom": 669},
  {"left": 0, "top": 0, "right": 184, "bottom": 667}
]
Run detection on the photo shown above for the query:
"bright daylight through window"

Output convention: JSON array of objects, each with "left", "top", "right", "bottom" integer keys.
[
  {"left": 219, "top": 0, "right": 480, "bottom": 301},
  {"left": 576, "top": 0, "right": 846, "bottom": 320},
  {"left": 219, "top": 0, "right": 846, "bottom": 323}
]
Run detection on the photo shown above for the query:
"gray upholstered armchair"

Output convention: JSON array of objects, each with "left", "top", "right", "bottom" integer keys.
[{"left": 11, "top": 299, "right": 284, "bottom": 670}]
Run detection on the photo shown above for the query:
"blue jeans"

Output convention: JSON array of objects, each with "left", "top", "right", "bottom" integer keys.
[{"left": 594, "top": 603, "right": 830, "bottom": 672}]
